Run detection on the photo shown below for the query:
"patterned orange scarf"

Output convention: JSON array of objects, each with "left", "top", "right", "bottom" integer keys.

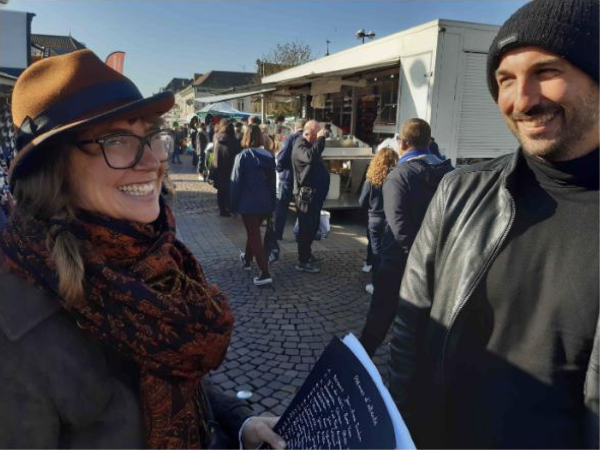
[{"left": 1, "top": 202, "right": 233, "bottom": 448}]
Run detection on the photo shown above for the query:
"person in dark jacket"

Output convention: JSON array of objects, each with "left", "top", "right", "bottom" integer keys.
[
  {"left": 274, "top": 118, "right": 305, "bottom": 240},
  {"left": 205, "top": 113, "right": 215, "bottom": 144},
  {"left": 359, "top": 118, "right": 453, "bottom": 357},
  {"left": 234, "top": 121, "right": 244, "bottom": 142},
  {"left": 0, "top": 102, "right": 16, "bottom": 229},
  {"left": 358, "top": 147, "right": 398, "bottom": 294},
  {"left": 214, "top": 119, "right": 242, "bottom": 216},
  {"left": 428, "top": 137, "right": 445, "bottom": 160},
  {"left": 189, "top": 116, "right": 199, "bottom": 166},
  {"left": 291, "top": 120, "right": 330, "bottom": 273},
  {"left": 0, "top": 49, "right": 283, "bottom": 449},
  {"left": 171, "top": 122, "right": 183, "bottom": 164},
  {"left": 230, "top": 124, "right": 276, "bottom": 286},
  {"left": 197, "top": 122, "right": 209, "bottom": 180},
  {"left": 388, "top": 1, "right": 599, "bottom": 448}
]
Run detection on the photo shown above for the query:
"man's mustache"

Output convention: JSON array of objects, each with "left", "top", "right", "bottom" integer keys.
[{"left": 512, "top": 104, "right": 562, "bottom": 121}]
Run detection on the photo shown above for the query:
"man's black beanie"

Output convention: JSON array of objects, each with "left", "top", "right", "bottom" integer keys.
[{"left": 487, "top": 0, "right": 599, "bottom": 102}]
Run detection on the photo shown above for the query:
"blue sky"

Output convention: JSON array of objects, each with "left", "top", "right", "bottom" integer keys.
[{"left": 6, "top": 0, "right": 527, "bottom": 97}]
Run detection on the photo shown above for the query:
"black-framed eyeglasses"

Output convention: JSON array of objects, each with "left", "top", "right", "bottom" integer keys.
[{"left": 77, "top": 129, "right": 176, "bottom": 169}]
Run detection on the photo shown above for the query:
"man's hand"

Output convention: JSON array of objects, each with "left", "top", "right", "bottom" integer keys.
[
  {"left": 316, "top": 128, "right": 328, "bottom": 139},
  {"left": 241, "top": 416, "right": 285, "bottom": 449}
]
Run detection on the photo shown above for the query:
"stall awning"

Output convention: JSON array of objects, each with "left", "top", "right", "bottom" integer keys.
[
  {"left": 258, "top": 21, "right": 453, "bottom": 86},
  {"left": 196, "top": 87, "right": 277, "bottom": 104},
  {"left": 263, "top": 58, "right": 399, "bottom": 87}
]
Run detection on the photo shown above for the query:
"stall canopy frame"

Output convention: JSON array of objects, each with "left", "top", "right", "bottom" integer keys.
[{"left": 196, "top": 86, "right": 277, "bottom": 104}]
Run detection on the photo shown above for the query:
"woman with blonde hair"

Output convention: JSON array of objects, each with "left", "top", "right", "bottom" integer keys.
[
  {"left": 259, "top": 123, "right": 276, "bottom": 153},
  {"left": 359, "top": 147, "right": 399, "bottom": 293},
  {"left": 0, "top": 50, "right": 283, "bottom": 449},
  {"left": 230, "top": 124, "right": 276, "bottom": 286}
]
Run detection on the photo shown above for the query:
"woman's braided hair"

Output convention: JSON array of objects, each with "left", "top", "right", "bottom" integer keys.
[{"left": 12, "top": 135, "right": 85, "bottom": 305}]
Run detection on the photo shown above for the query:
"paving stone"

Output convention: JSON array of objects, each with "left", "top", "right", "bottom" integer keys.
[
  {"left": 250, "top": 378, "right": 268, "bottom": 389},
  {"left": 260, "top": 397, "right": 279, "bottom": 409},
  {"left": 291, "top": 378, "right": 305, "bottom": 388},
  {"left": 246, "top": 369, "right": 262, "bottom": 379},
  {"left": 220, "top": 380, "right": 236, "bottom": 390},
  {"left": 253, "top": 403, "right": 266, "bottom": 414},
  {"left": 272, "top": 404, "right": 288, "bottom": 416},
  {"left": 273, "top": 390, "right": 292, "bottom": 400},
  {"left": 256, "top": 386, "right": 274, "bottom": 397},
  {"left": 210, "top": 373, "right": 229, "bottom": 384},
  {"left": 280, "top": 384, "right": 297, "bottom": 393},
  {"left": 279, "top": 375, "right": 295, "bottom": 384},
  {"left": 227, "top": 368, "right": 244, "bottom": 378},
  {"left": 234, "top": 375, "right": 250, "bottom": 385}
]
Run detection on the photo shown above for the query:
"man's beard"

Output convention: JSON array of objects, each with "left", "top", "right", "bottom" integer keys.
[{"left": 506, "top": 96, "right": 599, "bottom": 161}]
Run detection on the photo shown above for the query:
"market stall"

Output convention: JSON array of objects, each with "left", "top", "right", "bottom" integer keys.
[{"left": 196, "top": 102, "right": 252, "bottom": 120}]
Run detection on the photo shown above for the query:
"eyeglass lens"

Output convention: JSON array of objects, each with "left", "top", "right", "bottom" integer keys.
[{"left": 102, "top": 131, "right": 174, "bottom": 168}]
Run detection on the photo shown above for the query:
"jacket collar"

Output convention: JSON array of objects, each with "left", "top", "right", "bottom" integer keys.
[
  {"left": 503, "top": 148, "right": 528, "bottom": 193},
  {"left": 398, "top": 149, "right": 431, "bottom": 164},
  {"left": 0, "top": 262, "right": 61, "bottom": 341}
]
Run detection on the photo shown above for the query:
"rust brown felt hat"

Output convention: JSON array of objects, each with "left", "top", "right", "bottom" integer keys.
[{"left": 10, "top": 49, "right": 174, "bottom": 190}]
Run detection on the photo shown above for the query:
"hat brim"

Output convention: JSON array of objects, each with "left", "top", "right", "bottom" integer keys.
[{"left": 9, "top": 91, "right": 174, "bottom": 189}]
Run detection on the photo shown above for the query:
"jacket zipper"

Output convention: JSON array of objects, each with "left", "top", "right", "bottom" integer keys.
[{"left": 440, "top": 182, "right": 516, "bottom": 389}]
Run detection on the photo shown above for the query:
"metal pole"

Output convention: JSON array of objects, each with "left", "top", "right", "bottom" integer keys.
[
  {"left": 260, "top": 94, "right": 266, "bottom": 123},
  {"left": 350, "top": 87, "right": 357, "bottom": 137}
]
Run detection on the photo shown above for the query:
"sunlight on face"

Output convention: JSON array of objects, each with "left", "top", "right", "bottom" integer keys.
[
  {"left": 496, "top": 47, "right": 599, "bottom": 161},
  {"left": 69, "top": 117, "right": 167, "bottom": 223}
]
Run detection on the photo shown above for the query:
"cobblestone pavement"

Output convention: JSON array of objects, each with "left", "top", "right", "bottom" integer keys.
[{"left": 168, "top": 157, "right": 390, "bottom": 417}]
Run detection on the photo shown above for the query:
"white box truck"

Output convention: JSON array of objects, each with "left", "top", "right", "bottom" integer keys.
[{"left": 261, "top": 19, "right": 518, "bottom": 209}]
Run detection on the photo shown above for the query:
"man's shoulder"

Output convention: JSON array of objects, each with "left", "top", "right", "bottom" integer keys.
[
  {"left": 284, "top": 130, "right": 301, "bottom": 143},
  {"left": 443, "top": 152, "right": 515, "bottom": 183},
  {"left": 292, "top": 137, "right": 308, "bottom": 154}
]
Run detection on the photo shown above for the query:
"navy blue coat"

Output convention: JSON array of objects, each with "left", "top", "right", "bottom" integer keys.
[
  {"left": 359, "top": 180, "right": 385, "bottom": 218},
  {"left": 380, "top": 155, "right": 454, "bottom": 271},
  {"left": 230, "top": 148, "right": 276, "bottom": 215}
]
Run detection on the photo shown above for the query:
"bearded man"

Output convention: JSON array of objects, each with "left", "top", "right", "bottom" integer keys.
[{"left": 388, "top": 0, "right": 599, "bottom": 448}]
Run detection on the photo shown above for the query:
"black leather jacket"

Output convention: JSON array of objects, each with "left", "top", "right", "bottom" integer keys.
[
  {"left": 291, "top": 136, "right": 328, "bottom": 196},
  {"left": 388, "top": 150, "right": 599, "bottom": 448}
]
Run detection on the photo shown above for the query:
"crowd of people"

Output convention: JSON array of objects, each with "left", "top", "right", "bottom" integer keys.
[{"left": 0, "top": 0, "right": 597, "bottom": 448}]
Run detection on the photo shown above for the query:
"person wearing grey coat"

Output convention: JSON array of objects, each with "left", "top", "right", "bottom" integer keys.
[{"left": 0, "top": 266, "right": 252, "bottom": 448}]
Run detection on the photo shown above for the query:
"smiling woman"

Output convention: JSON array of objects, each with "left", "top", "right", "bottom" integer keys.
[
  {"left": 0, "top": 50, "right": 283, "bottom": 449},
  {"left": 70, "top": 119, "right": 172, "bottom": 223}
]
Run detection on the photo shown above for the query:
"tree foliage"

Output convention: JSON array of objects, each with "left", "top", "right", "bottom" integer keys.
[{"left": 257, "top": 41, "right": 313, "bottom": 77}]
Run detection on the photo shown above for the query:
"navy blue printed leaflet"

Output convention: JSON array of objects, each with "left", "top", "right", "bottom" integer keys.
[{"left": 262, "top": 334, "right": 414, "bottom": 449}]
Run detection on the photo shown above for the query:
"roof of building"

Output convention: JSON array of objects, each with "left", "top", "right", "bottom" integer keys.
[
  {"left": 193, "top": 71, "right": 256, "bottom": 90},
  {"left": 163, "top": 77, "right": 193, "bottom": 93},
  {"left": 31, "top": 34, "right": 86, "bottom": 56}
]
